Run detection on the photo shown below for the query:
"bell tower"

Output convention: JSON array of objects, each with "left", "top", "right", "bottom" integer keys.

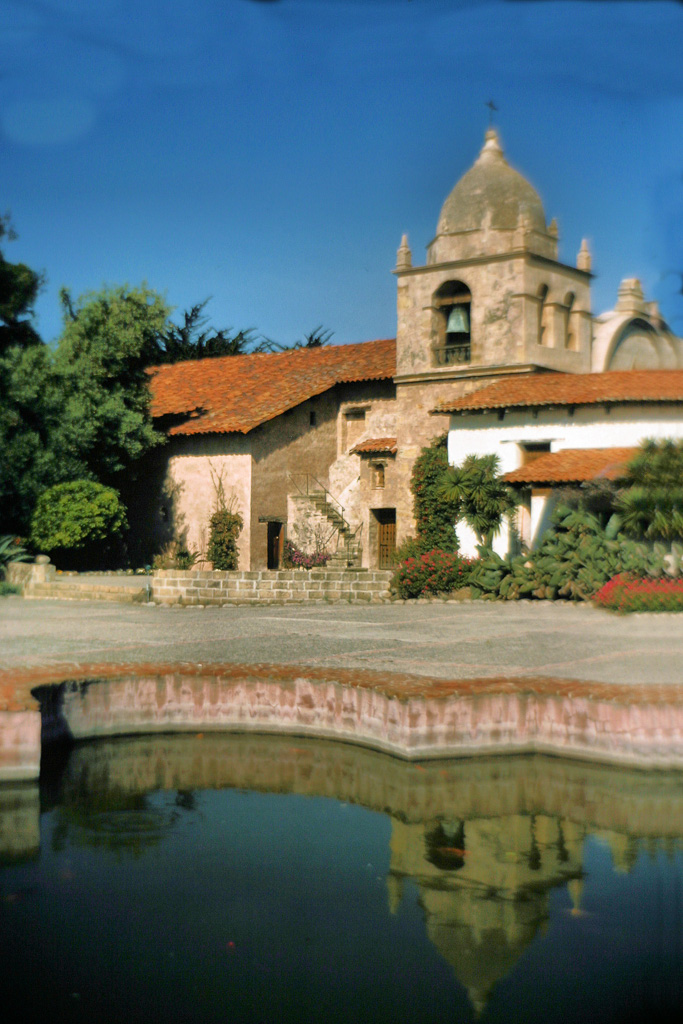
[
  {"left": 394, "top": 129, "right": 593, "bottom": 381},
  {"left": 391, "top": 129, "right": 594, "bottom": 550}
]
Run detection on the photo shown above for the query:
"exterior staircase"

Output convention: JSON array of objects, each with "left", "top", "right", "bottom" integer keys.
[
  {"left": 288, "top": 474, "right": 363, "bottom": 568},
  {"left": 307, "top": 491, "right": 362, "bottom": 568}
]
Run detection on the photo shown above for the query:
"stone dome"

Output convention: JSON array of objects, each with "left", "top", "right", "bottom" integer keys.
[{"left": 436, "top": 129, "right": 547, "bottom": 236}]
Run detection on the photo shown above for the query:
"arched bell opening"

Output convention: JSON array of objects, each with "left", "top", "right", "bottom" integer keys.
[
  {"left": 564, "top": 291, "right": 577, "bottom": 350},
  {"left": 431, "top": 280, "right": 472, "bottom": 367},
  {"left": 537, "top": 284, "right": 551, "bottom": 347}
]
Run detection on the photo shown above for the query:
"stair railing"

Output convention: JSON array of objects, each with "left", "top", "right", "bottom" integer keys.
[
  {"left": 288, "top": 473, "right": 364, "bottom": 563},
  {"left": 288, "top": 473, "right": 351, "bottom": 535}
]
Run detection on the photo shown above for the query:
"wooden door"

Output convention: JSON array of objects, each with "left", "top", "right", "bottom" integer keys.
[{"left": 376, "top": 509, "right": 396, "bottom": 569}]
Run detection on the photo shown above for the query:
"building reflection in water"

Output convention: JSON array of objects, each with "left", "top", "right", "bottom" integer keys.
[
  {"left": 388, "top": 811, "right": 586, "bottom": 1014},
  {"left": 2, "top": 733, "right": 682, "bottom": 1015}
]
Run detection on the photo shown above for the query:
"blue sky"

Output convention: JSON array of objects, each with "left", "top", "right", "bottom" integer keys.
[{"left": 1, "top": 0, "right": 682, "bottom": 347}]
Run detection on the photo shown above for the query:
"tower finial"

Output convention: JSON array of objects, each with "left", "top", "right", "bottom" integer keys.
[
  {"left": 485, "top": 99, "right": 498, "bottom": 127},
  {"left": 577, "top": 238, "right": 591, "bottom": 272},
  {"left": 396, "top": 233, "right": 412, "bottom": 271}
]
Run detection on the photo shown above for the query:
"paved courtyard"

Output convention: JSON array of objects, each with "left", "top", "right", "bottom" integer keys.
[{"left": 1, "top": 596, "right": 682, "bottom": 686}]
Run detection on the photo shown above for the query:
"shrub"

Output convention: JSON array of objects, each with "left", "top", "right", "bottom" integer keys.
[
  {"left": 468, "top": 505, "right": 664, "bottom": 602},
  {"left": 282, "top": 539, "right": 328, "bottom": 569},
  {"left": 152, "top": 540, "right": 200, "bottom": 571},
  {"left": 593, "top": 575, "right": 683, "bottom": 613},
  {"left": 30, "top": 480, "right": 127, "bottom": 569},
  {"left": 0, "top": 580, "right": 20, "bottom": 596},
  {"left": 393, "top": 548, "right": 473, "bottom": 599},
  {"left": 411, "top": 434, "right": 459, "bottom": 552},
  {"left": 207, "top": 508, "right": 243, "bottom": 570},
  {"left": 0, "top": 534, "right": 29, "bottom": 578}
]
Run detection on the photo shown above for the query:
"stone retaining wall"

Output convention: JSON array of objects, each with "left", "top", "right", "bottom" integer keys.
[
  {"left": 151, "top": 568, "right": 393, "bottom": 605},
  {"left": 32, "top": 667, "right": 683, "bottom": 770},
  {"left": 6, "top": 559, "right": 55, "bottom": 589},
  {"left": 0, "top": 709, "right": 41, "bottom": 781}
]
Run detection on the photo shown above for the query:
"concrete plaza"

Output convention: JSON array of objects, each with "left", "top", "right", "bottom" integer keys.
[{"left": 1, "top": 595, "right": 681, "bottom": 686}]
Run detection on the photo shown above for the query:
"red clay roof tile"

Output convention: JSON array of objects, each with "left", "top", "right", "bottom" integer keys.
[
  {"left": 148, "top": 339, "right": 396, "bottom": 435},
  {"left": 503, "top": 447, "right": 638, "bottom": 485},
  {"left": 437, "top": 369, "right": 683, "bottom": 414},
  {"left": 350, "top": 437, "right": 398, "bottom": 455}
]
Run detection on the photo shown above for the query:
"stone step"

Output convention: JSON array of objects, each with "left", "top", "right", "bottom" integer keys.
[{"left": 26, "top": 582, "right": 148, "bottom": 603}]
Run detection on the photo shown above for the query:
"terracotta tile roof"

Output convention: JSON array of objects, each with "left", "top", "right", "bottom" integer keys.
[
  {"left": 437, "top": 370, "right": 683, "bottom": 414},
  {"left": 503, "top": 447, "right": 638, "bottom": 485},
  {"left": 350, "top": 436, "right": 398, "bottom": 455},
  {"left": 149, "top": 338, "right": 396, "bottom": 435}
]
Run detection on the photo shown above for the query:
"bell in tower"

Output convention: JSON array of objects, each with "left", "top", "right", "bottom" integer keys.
[{"left": 446, "top": 306, "right": 470, "bottom": 335}]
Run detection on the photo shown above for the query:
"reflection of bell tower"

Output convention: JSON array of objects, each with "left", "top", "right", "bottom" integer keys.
[{"left": 388, "top": 812, "right": 585, "bottom": 1015}]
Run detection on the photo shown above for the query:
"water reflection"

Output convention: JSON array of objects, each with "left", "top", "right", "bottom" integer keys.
[
  {"left": 0, "top": 784, "right": 39, "bottom": 863},
  {"left": 2, "top": 734, "right": 683, "bottom": 1020}
]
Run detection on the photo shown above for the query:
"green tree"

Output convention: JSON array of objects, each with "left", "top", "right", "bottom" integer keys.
[
  {"left": 616, "top": 439, "right": 683, "bottom": 540},
  {"left": 262, "top": 325, "right": 334, "bottom": 352},
  {"left": 0, "top": 215, "right": 43, "bottom": 353},
  {"left": 0, "top": 219, "right": 55, "bottom": 532},
  {"left": 0, "top": 343, "right": 63, "bottom": 532},
  {"left": 51, "top": 284, "right": 170, "bottom": 484},
  {"left": 441, "top": 453, "right": 516, "bottom": 547},
  {"left": 155, "top": 299, "right": 262, "bottom": 363}
]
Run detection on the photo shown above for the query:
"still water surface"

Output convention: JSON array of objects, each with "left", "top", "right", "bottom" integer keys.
[{"left": 1, "top": 734, "right": 682, "bottom": 1023}]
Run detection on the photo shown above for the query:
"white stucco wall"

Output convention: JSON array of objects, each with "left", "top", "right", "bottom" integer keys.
[{"left": 448, "top": 403, "right": 683, "bottom": 557}]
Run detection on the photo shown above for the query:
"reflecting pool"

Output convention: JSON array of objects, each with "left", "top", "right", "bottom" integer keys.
[{"left": 1, "top": 734, "right": 682, "bottom": 1023}]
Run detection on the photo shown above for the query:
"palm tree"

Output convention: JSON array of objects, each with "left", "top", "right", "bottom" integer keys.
[{"left": 440, "top": 453, "right": 516, "bottom": 547}]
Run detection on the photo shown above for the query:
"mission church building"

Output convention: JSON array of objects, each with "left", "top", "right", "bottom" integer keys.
[{"left": 144, "top": 129, "right": 683, "bottom": 570}]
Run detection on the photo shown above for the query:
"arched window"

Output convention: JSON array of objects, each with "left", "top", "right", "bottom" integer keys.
[
  {"left": 537, "top": 284, "right": 549, "bottom": 346},
  {"left": 432, "top": 280, "right": 472, "bottom": 366},
  {"left": 564, "top": 292, "right": 576, "bottom": 350}
]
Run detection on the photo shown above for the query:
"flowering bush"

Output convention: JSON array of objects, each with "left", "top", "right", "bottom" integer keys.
[
  {"left": 593, "top": 574, "right": 683, "bottom": 613},
  {"left": 393, "top": 549, "right": 473, "bottom": 599},
  {"left": 282, "top": 540, "right": 328, "bottom": 569}
]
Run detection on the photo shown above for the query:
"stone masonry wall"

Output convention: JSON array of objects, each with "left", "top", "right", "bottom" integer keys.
[{"left": 151, "top": 568, "right": 393, "bottom": 605}]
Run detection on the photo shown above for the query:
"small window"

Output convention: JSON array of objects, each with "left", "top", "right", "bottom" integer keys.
[
  {"left": 371, "top": 463, "right": 385, "bottom": 489},
  {"left": 309, "top": 410, "right": 317, "bottom": 426},
  {"left": 521, "top": 442, "right": 551, "bottom": 465}
]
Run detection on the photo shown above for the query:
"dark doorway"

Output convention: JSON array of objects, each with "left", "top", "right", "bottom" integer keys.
[
  {"left": 267, "top": 522, "right": 284, "bottom": 569},
  {"left": 374, "top": 508, "right": 396, "bottom": 569}
]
